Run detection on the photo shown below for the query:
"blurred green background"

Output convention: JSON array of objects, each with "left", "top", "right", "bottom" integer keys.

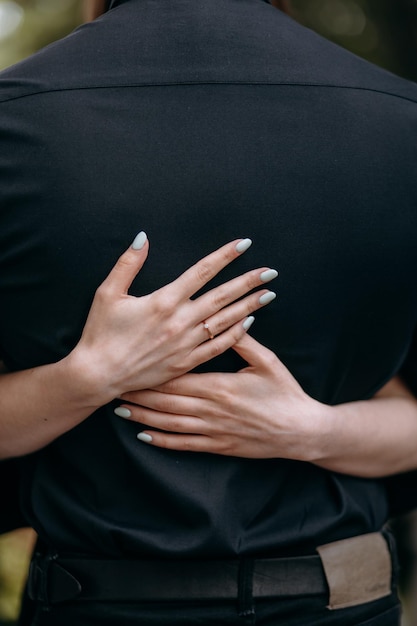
[{"left": 0, "top": 0, "right": 416, "bottom": 624}]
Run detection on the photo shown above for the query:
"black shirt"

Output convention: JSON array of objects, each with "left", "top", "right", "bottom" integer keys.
[{"left": 1, "top": 0, "right": 417, "bottom": 558}]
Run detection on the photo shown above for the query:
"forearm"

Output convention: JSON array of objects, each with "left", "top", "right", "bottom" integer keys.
[
  {"left": 0, "top": 352, "right": 103, "bottom": 459},
  {"left": 0, "top": 238, "right": 274, "bottom": 459},
  {"left": 314, "top": 377, "right": 417, "bottom": 478}
]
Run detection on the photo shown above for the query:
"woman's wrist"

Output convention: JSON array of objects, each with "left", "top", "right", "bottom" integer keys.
[
  {"left": 61, "top": 346, "right": 116, "bottom": 411},
  {"left": 294, "top": 397, "right": 334, "bottom": 465}
]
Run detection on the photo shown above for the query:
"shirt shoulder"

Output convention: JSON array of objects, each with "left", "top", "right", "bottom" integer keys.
[{"left": 0, "top": 2, "right": 417, "bottom": 108}]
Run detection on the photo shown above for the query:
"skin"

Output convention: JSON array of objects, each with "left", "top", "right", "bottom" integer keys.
[
  {"left": 93, "top": 0, "right": 417, "bottom": 482},
  {"left": 0, "top": 0, "right": 290, "bottom": 460},
  {"left": 117, "top": 339, "right": 417, "bottom": 479},
  {"left": 83, "top": 0, "right": 109, "bottom": 22},
  {"left": 0, "top": 235, "right": 277, "bottom": 459},
  {"left": 269, "top": 0, "right": 292, "bottom": 14},
  {"left": 3, "top": 0, "right": 416, "bottom": 483}
]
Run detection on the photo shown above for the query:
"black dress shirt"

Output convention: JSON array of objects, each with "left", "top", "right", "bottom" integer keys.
[{"left": 1, "top": 0, "right": 417, "bottom": 557}]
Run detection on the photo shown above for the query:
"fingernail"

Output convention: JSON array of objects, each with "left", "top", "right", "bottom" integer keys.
[
  {"left": 260, "top": 269, "right": 278, "bottom": 283},
  {"left": 259, "top": 291, "right": 277, "bottom": 305},
  {"left": 131, "top": 231, "right": 147, "bottom": 250},
  {"left": 137, "top": 432, "right": 153, "bottom": 443},
  {"left": 235, "top": 238, "right": 252, "bottom": 253},
  {"left": 114, "top": 407, "right": 132, "bottom": 419},
  {"left": 243, "top": 316, "right": 255, "bottom": 331}
]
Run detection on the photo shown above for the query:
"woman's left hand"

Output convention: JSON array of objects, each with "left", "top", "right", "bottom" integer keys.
[{"left": 116, "top": 334, "right": 324, "bottom": 460}]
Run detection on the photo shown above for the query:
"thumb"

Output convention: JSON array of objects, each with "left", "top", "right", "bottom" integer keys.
[
  {"left": 100, "top": 231, "right": 149, "bottom": 295},
  {"left": 233, "top": 334, "right": 300, "bottom": 388},
  {"left": 232, "top": 333, "right": 277, "bottom": 368}
]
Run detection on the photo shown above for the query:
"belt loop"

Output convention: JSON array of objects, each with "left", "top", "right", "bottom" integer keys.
[
  {"left": 317, "top": 532, "right": 392, "bottom": 610},
  {"left": 238, "top": 558, "right": 255, "bottom": 618},
  {"left": 27, "top": 552, "right": 57, "bottom": 606}
]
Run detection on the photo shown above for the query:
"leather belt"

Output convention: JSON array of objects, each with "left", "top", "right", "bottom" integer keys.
[
  {"left": 28, "top": 554, "right": 327, "bottom": 604},
  {"left": 27, "top": 532, "right": 394, "bottom": 609}
]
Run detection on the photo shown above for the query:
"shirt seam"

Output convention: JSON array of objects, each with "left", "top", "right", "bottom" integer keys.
[{"left": 1, "top": 80, "right": 417, "bottom": 107}]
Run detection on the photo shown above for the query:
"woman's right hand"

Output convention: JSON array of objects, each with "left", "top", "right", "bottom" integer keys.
[{"left": 68, "top": 232, "right": 278, "bottom": 405}]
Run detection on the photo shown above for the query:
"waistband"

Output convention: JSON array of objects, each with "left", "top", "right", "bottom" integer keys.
[{"left": 27, "top": 532, "right": 395, "bottom": 611}]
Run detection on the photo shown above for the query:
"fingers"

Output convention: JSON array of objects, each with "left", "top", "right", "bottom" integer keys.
[
  {"left": 164, "top": 238, "right": 253, "bottom": 302},
  {"left": 196, "top": 286, "right": 276, "bottom": 342},
  {"left": 119, "top": 388, "right": 201, "bottom": 415},
  {"left": 116, "top": 403, "right": 204, "bottom": 432},
  {"left": 192, "top": 265, "right": 278, "bottom": 324},
  {"left": 121, "top": 372, "right": 223, "bottom": 402},
  {"left": 188, "top": 317, "right": 257, "bottom": 372},
  {"left": 115, "top": 399, "right": 215, "bottom": 451},
  {"left": 136, "top": 432, "right": 216, "bottom": 454},
  {"left": 98, "top": 231, "right": 149, "bottom": 295},
  {"left": 232, "top": 334, "right": 289, "bottom": 374},
  {"left": 232, "top": 333, "right": 278, "bottom": 368},
  {"left": 115, "top": 403, "right": 219, "bottom": 453}
]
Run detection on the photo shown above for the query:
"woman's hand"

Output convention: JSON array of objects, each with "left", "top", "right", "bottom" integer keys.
[
  {"left": 116, "top": 333, "right": 417, "bottom": 479},
  {"left": 115, "top": 334, "right": 322, "bottom": 461},
  {"left": 68, "top": 233, "right": 278, "bottom": 406},
  {"left": 0, "top": 234, "right": 277, "bottom": 458}
]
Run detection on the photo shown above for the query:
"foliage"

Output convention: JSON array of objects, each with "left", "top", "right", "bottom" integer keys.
[
  {"left": 0, "top": 530, "right": 35, "bottom": 623},
  {"left": 0, "top": 0, "right": 82, "bottom": 70},
  {"left": 291, "top": 0, "right": 417, "bottom": 81}
]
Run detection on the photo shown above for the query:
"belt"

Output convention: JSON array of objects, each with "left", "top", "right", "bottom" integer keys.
[{"left": 27, "top": 532, "right": 394, "bottom": 610}]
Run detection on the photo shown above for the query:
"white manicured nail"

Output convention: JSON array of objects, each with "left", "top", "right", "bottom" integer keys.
[
  {"left": 259, "top": 291, "right": 277, "bottom": 305},
  {"left": 260, "top": 269, "right": 278, "bottom": 283},
  {"left": 243, "top": 316, "right": 255, "bottom": 331},
  {"left": 235, "top": 238, "right": 252, "bottom": 253},
  {"left": 131, "top": 231, "right": 147, "bottom": 250},
  {"left": 137, "top": 432, "right": 153, "bottom": 443},
  {"left": 114, "top": 407, "right": 132, "bottom": 419}
]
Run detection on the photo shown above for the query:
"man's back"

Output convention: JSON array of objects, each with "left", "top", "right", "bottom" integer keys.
[{"left": 1, "top": 0, "right": 417, "bottom": 558}]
